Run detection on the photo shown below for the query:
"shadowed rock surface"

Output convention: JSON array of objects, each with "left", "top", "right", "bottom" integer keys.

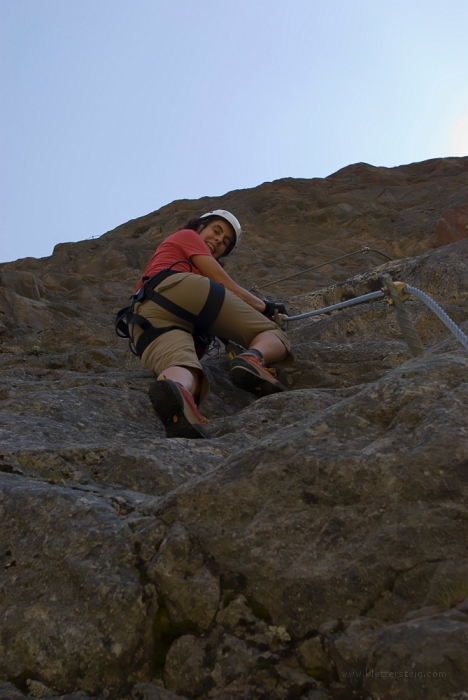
[{"left": 1, "top": 156, "right": 468, "bottom": 700}]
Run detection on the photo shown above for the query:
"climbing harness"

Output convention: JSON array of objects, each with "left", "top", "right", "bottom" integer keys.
[
  {"left": 250, "top": 247, "right": 392, "bottom": 293},
  {"left": 276, "top": 276, "right": 468, "bottom": 356},
  {"left": 115, "top": 262, "right": 225, "bottom": 357}
]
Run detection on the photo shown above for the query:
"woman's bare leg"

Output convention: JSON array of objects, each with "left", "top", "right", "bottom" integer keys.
[
  {"left": 158, "top": 366, "right": 201, "bottom": 397},
  {"left": 158, "top": 330, "right": 286, "bottom": 397},
  {"left": 249, "top": 330, "right": 287, "bottom": 364}
]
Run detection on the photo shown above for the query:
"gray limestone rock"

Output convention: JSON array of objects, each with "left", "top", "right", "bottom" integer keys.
[
  {"left": 1, "top": 158, "right": 468, "bottom": 699},
  {"left": 162, "top": 635, "right": 211, "bottom": 697},
  {"left": 147, "top": 523, "right": 220, "bottom": 631},
  {"left": 0, "top": 473, "right": 156, "bottom": 693},
  {"left": 131, "top": 684, "right": 189, "bottom": 700},
  {"left": 363, "top": 614, "right": 468, "bottom": 700},
  {"left": 297, "top": 636, "right": 333, "bottom": 676}
]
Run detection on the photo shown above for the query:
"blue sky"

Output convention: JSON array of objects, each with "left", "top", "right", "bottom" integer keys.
[{"left": 2, "top": 0, "right": 468, "bottom": 263}]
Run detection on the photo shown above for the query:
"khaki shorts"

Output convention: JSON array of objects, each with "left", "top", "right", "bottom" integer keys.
[{"left": 130, "top": 272, "right": 293, "bottom": 403}]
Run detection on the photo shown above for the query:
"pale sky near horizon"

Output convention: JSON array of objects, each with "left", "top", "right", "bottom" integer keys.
[{"left": 1, "top": 0, "right": 468, "bottom": 264}]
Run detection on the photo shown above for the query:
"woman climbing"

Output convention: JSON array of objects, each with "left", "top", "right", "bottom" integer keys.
[{"left": 125, "top": 209, "right": 293, "bottom": 439}]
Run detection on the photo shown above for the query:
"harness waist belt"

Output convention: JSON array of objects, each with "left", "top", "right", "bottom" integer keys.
[{"left": 115, "top": 268, "right": 226, "bottom": 357}]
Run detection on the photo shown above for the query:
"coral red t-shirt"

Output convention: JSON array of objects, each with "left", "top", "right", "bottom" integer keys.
[{"left": 136, "top": 229, "right": 212, "bottom": 291}]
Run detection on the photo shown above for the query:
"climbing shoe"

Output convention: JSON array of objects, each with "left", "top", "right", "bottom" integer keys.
[
  {"left": 229, "top": 350, "right": 287, "bottom": 398},
  {"left": 149, "top": 379, "right": 211, "bottom": 439}
]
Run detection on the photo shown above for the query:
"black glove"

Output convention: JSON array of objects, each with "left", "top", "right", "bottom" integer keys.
[{"left": 262, "top": 300, "right": 289, "bottom": 317}]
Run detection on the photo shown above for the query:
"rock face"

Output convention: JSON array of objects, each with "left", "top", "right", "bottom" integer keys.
[{"left": 1, "top": 156, "right": 468, "bottom": 700}]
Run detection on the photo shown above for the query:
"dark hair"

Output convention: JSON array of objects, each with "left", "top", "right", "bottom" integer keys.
[
  {"left": 183, "top": 215, "right": 236, "bottom": 258},
  {"left": 184, "top": 217, "right": 202, "bottom": 231}
]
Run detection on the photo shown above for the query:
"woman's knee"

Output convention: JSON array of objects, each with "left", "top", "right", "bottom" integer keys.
[{"left": 249, "top": 330, "right": 288, "bottom": 363}]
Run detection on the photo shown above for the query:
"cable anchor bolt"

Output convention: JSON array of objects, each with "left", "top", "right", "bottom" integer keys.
[
  {"left": 382, "top": 280, "right": 411, "bottom": 305},
  {"left": 274, "top": 310, "right": 287, "bottom": 327}
]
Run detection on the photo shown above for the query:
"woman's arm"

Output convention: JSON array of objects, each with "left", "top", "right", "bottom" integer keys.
[{"left": 191, "top": 254, "right": 266, "bottom": 312}]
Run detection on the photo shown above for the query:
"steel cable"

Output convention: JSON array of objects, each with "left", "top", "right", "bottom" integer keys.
[
  {"left": 280, "top": 277, "right": 467, "bottom": 354},
  {"left": 283, "top": 290, "right": 384, "bottom": 322},
  {"left": 405, "top": 285, "right": 468, "bottom": 351},
  {"left": 250, "top": 247, "right": 392, "bottom": 293},
  {"left": 381, "top": 275, "right": 424, "bottom": 356}
]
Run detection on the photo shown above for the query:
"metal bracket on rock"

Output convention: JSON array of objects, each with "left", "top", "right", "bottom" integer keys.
[
  {"left": 273, "top": 308, "right": 283, "bottom": 327},
  {"left": 382, "top": 280, "right": 411, "bottom": 304}
]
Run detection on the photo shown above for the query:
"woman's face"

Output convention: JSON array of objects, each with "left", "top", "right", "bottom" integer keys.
[{"left": 199, "top": 219, "right": 234, "bottom": 259}]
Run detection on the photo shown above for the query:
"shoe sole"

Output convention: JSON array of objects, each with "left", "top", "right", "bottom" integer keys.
[
  {"left": 229, "top": 360, "right": 286, "bottom": 397},
  {"left": 149, "top": 381, "right": 210, "bottom": 439}
]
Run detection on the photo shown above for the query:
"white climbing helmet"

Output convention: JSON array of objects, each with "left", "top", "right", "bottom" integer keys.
[{"left": 198, "top": 209, "right": 242, "bottom": 255}]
